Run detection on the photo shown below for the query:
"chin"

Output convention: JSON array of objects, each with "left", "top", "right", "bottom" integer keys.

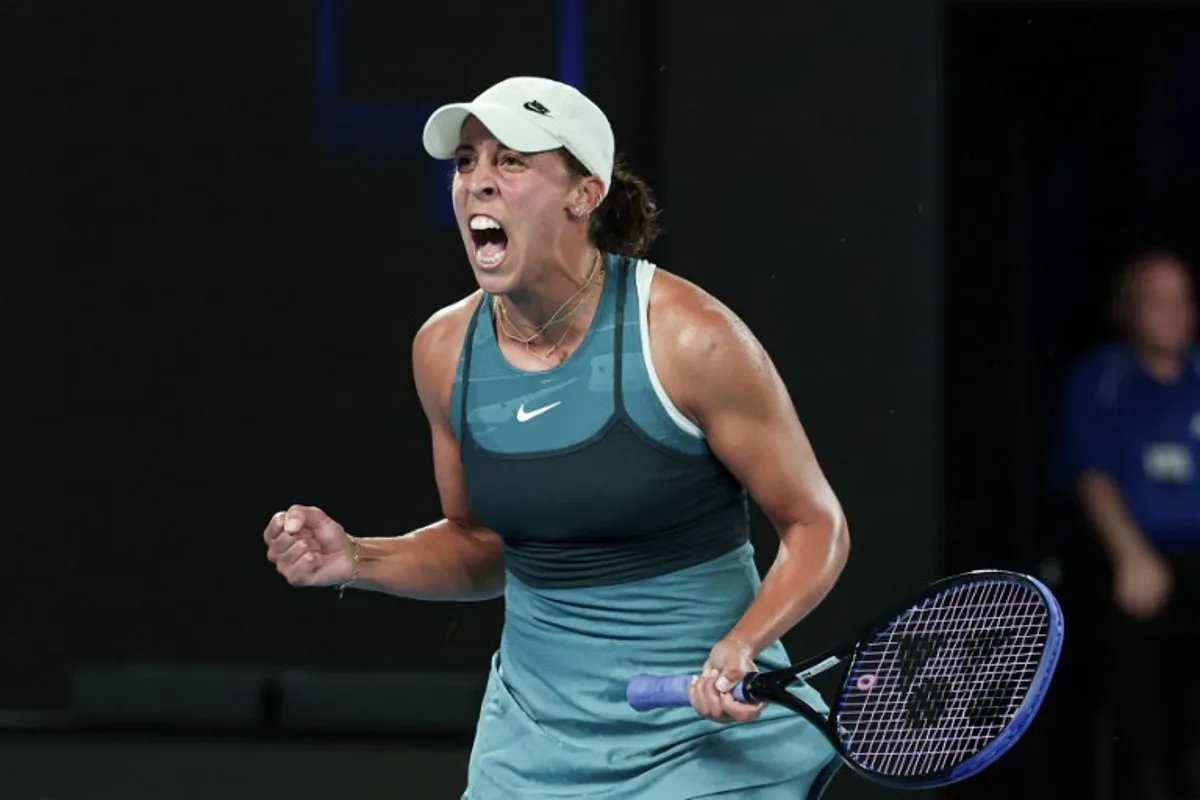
[{"left": 469, "top": 257, "right": 520, "bottom": 296}]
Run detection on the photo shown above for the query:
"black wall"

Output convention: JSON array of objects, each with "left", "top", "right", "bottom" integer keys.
[
  {"left": 6, "top": 0, "right": 946, "bottom": 713},
  {"left": 659, "top": 4, "right": 945, "bottom": 797},
  {"left": 947, "top": 5, "right": 1200, "bottom": 798},
  {"left": 29, "top": 1, "right": 1199, "bottom": 798},
  {"left": 4, "top": 0, "right": 659, "bottom": 711}
]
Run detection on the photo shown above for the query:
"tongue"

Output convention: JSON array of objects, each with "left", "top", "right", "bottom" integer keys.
[{"left": 477, "top": 240, "right": 507, "bottom": 262}]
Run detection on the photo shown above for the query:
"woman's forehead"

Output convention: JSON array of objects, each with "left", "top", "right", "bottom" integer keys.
[{"left": 456, "top": 118, "right": 565, "bottom": 169}]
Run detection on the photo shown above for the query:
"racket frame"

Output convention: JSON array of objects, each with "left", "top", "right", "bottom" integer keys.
[{"left": 736, "top": 569, "right": 1064, "bottom": 789}]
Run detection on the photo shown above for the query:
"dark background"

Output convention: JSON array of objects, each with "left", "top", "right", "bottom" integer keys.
[{"left": 3, "top": 1, "right": 1199, "bottom": 798}]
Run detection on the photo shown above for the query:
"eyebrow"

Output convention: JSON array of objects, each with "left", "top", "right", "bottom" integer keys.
[{"left": 454, "top": 141, "right": 522, "bottom": 159}]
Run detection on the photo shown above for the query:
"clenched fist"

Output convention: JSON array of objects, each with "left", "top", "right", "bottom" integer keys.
[{"left": 263, "top": 505, "right": 357, "bottom": 588}]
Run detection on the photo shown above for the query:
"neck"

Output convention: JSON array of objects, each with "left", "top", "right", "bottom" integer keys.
[
  {"left": 1136, "top": 344, "right": 1185, "bottom": 382},
  {"left": 500, "top": 247, "right": 605, "bottom": 339}
]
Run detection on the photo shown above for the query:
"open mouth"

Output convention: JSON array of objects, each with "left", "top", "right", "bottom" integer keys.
[{"left": 469, "top": 215, "right": 509, "bottom": 268}]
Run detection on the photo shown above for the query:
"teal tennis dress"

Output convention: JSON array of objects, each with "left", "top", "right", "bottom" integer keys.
[{"left": 450, "top": 254, "right": 840, "bottom": 799}]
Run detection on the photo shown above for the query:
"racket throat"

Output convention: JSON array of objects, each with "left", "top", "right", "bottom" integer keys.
[
  {"left": 746, "top": 671, "right": 832, "bottom": 730},
  {"left": 745, "top": 672, "right": 799, "bottom": 707},
  {"left": 796, "top": 655, "right": 841, "bottom": 681},
  {"left": 744, "top": 654, "right": 836, "bottom": 701}
]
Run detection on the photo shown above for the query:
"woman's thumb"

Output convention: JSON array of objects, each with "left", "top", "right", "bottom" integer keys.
[
  {"left": 284, "top": 505, "right": 331, "bottom": 533},
  {"left": 715, "top": 664, "right": 748, "bottom": 694}
]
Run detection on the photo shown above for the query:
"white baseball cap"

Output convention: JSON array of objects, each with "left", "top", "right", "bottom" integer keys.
[{"left": 422, "top": 76, "right": 615, "bottom": 198}]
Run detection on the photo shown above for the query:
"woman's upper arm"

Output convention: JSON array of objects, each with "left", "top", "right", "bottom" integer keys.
[
  {"left": 648, "top": 272, "right": 845, "bottom": 536},
  {"left": 411, "top": 297, "right": 481, "bottom": 528}
]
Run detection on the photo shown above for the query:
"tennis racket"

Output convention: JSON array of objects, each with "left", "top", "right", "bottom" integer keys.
[{"left": 626, "top": 569, "right": 1063, "bottom": 790}]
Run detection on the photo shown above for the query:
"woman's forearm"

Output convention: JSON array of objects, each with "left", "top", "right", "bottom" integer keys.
[
  {"left": 350, "top": 518, "right": 506, "bottom": 601},
  {"left": 727, "top": 514, "right": 850, "bottom": 657}
]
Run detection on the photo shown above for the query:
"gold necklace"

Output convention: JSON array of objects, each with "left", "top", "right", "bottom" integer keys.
[
  {"left": 495, "top": 251, "right": 604, "bottom": 361},
  {"left": 493, "top": 250, "right": 602, "bottom": 341},
  {"left": 497, "top": 267, "right": 604, "bottom": 361}
]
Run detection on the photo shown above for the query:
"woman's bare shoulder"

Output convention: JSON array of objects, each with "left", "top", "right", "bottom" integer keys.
[{"left": 412, "top": 289, "right": 486, "bottom": 418}]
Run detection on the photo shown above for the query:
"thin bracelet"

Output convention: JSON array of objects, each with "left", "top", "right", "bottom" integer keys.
[{"left": 337, "top": 536, "right": 361, "bottom": 599}]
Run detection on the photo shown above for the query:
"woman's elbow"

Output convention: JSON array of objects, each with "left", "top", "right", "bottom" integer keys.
[
  {"left": 780, "top": 505, "right": 849, "bottom": 574},
  {"left": 830, "top": 512, "right": 850, "bottom": 573}
]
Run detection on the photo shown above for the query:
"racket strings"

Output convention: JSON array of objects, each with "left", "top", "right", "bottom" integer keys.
[{"left": 835, "top": 579, "right": 1050, "bottom": 778}]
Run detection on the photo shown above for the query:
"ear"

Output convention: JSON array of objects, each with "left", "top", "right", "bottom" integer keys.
[{"left": 569, "top": 175, "right": 605, "bottom": 218}]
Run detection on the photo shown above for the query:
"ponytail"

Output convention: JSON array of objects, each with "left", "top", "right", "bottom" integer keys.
[{"left": 563, "top": 153, "right": 662, "bottom": 258}]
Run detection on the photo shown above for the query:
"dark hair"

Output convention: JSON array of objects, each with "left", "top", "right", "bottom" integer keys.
[{"left": 563, "top": 151, "right": 662, "bottom": 258}]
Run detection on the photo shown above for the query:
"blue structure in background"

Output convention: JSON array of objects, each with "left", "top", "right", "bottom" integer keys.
[{"left": 315, "top": 0, "right": 585, "bottom": 226}]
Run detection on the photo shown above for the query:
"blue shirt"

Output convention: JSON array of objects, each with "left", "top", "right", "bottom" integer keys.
[{"left": 1049, "top": 342, "right": 1200, "bottom": 553}]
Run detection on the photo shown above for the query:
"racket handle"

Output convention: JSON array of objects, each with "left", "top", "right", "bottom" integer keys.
[{"left": 626, "top": 673, "right": 746, "bottom": 711}]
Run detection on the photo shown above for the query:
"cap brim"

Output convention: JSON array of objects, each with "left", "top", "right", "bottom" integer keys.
[{"left": 422, "top": 101, "right": 564, "bottom": 159}]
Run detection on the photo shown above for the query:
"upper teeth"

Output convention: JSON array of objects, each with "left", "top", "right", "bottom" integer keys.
[{"left": 470, "top": 216, "right": 502, "bottom": 231}]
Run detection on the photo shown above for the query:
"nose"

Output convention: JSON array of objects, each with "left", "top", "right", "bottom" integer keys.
[{"left": 465, "top": 162, "right": 498, "bottom": 200}]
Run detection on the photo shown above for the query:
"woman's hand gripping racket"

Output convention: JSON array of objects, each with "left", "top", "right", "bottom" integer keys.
[{"left": 627, "top": 570, "right": 1064, "bottom": 789}]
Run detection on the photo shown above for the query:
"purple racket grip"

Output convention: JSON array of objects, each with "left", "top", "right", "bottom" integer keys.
[{"left": 626, "top": 673, "right": 747, "bottom": 711}]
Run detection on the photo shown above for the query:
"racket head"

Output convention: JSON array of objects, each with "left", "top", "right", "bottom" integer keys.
[{"left": 816, "top": 570, "right": 1063, "bottom": 789}]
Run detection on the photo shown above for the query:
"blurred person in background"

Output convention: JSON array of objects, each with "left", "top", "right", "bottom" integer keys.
[
  {"left": 263, "top": 77, "right": 848, "bottom": 799},
  {"left": 1049, "top": 248, "right": 1200, "bottom": 800}
]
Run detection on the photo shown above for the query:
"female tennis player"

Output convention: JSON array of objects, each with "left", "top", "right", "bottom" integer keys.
[{"left": 264, "top": 76, "right": 850, "bottom": 799}]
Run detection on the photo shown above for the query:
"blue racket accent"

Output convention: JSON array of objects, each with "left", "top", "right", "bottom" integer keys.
[
  {"left": 626, "top": 673, "right": 747, "bottom": 710},
  {"left": 624, "top": 570, "right": 1063, "bottom": 790},
  {"left": 832, "top": 573, "right": 1064, "bottom": 788}
]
